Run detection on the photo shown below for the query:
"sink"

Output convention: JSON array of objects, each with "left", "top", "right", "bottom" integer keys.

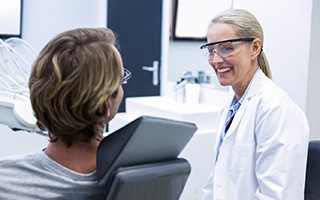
[{"left": 124, "top": 96, "right": 222, "bottom": 131}]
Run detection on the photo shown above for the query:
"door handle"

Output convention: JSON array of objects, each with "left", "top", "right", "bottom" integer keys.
[{"left": 142, "top": 60, "right": 159, "bottom": 86}]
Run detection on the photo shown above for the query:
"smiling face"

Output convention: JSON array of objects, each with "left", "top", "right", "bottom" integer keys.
[{"left": 207, "top": 23, "right": 260, "bottom": 98}]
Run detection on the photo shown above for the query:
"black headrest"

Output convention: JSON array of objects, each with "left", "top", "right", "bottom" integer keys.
[
  {"left": 96, "top": 115, "right": 197, "bottom": 185},
  {"left": 305, "top": 140, "right": 320, "bottom": 194}
]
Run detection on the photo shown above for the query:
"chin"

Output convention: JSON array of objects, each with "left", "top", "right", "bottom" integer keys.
[{"left": 218, "top": 80, "right": 230, "bottom": 87}]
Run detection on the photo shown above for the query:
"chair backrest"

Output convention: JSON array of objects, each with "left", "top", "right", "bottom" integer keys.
[
  {"left": 97, "top": 115, "right": 197, "bottom": 200},
  {"left": 105, "top": 158, "right": 190, "bottom": 200},
  {"left": 305, "top": 140, "right": 320, "bottom": 200}
]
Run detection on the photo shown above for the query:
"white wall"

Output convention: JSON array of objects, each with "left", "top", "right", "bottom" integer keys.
[
  {"left": 22, "top": 0, "right": 107, "bottom": 52},
  {"left": 234, "top": 0, "right": 312, "bottom": 112},
  {"left": 306, "top": 0, "right": 320, "bottom": 140}
]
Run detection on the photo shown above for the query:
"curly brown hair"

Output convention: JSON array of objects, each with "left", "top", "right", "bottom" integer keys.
[{"left": 28, "top": 28, "right": 122, "bottom": 146}]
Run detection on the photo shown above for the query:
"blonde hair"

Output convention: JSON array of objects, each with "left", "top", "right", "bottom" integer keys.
[
  {"left": 29, "top": 28, "right": 122, "bottom": 146},
  {"left": 210, "top": 9, "right": 272, "bottom": 79}
]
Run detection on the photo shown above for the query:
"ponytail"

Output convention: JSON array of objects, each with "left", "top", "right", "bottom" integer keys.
[{"left": 258, "top": 51, "right": 272, "bottom": 79}]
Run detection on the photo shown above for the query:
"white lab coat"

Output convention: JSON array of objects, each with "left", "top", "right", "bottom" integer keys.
[{"left": 202, "top": 69, "right": 309, "bottom": 200}]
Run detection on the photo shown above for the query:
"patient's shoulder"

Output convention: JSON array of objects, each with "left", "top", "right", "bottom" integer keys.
[{"left": 0, "top": 151, "right": 44, "bottom": 168}]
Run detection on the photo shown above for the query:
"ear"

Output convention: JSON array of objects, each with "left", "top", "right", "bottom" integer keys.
[
  {"left": 104, "top": 107, "right": 111, "bottom": 119},
  {"left": 102, "top": 102, "right": 112, "bottom": 122},
  {"left": 251, "top": 38, "right": 262, "bottom": 60}
]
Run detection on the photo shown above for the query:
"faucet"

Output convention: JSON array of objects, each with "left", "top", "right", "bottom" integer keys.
[
  {"left": 173, "top": 71, "right": 197, "bottom": 102},
  {"left": 173, "top": 79, "right": 188, "bottom": 91}
]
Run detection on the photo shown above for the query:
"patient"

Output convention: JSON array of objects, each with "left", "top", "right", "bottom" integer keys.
[{"left": 0, "top": 28, "right": 130, "bottom": 199}]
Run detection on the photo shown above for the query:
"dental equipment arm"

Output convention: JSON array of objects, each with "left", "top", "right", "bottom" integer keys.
[
  {"left": 0, "top": 91, "right": 45, "bottom": 135},
  {"left": 0, "top": 38, "right": 46, "bottom": 135}
]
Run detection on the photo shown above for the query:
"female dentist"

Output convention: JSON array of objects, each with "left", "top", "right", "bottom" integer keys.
[{"left": 201, "top": 9, "right": 309, "bottom": 200}]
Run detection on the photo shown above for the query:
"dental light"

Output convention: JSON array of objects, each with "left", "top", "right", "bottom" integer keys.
[{"left": 0, "top": 37, "right": 44, "bottom": 135}]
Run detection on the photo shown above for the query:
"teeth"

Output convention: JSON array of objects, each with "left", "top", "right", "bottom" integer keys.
[{"left": 217, "top": 68, "right": 231, "bottom": 73}]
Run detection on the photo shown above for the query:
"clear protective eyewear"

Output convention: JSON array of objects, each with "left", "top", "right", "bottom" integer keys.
[
  {"left": 200, "top": 38, "right": 254, "bottom": 61},
  {"left": 121, "top": 68, "right": 132, "bottom": 85}
]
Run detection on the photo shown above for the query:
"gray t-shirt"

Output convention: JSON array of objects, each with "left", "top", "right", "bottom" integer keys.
[{"left": 0, "top": 151, "right": 106, "bottom": 199}]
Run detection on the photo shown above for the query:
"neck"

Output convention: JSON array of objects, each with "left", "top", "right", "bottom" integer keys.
[
  {"left": 44, "top": 138, "right": 101, "bottom": 174},
  {"left": 233, "top": 65, "right": 258, "bottom": 101}
]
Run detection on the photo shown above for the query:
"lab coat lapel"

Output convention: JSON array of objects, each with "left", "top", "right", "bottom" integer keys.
[
  {"left": 223, "top": 69, "right": 268, "bottom": 139},
  {"left": 213, "top": 106, "right": 229, "bottom": 162},
  {"left": 224, "top": 100, "right": 247, "bottom": 138}
]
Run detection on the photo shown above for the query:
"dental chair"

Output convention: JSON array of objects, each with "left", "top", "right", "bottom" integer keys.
[
  {"left": 304, "top": 140, "right": 320, "bottom": 200},
  {"left": 96, "top": 115, "right": 197, "bottom": 200}
]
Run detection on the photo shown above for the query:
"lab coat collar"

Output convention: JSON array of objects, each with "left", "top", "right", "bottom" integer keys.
[
  {"left": 245, "top": 69, "right": 270, "bottom": 99},
  {"left": 221, "top": 69, "right": 269, "bottom": 140}
]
